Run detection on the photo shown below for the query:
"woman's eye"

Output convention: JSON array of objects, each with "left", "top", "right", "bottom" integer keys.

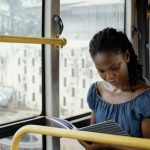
[
  {"left": 98, "top": 69, "right": 104, "bottom": 73},
  {"left": 111, "top": 67, "right": 119, "bottom": 71}
]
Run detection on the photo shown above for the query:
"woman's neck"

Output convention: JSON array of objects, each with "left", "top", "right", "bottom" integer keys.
[
  {"left": 103, "top": 80, "right": 148, "bottom": 93},
  {"left": 104, "top": 80, "right": 132, "bottom": 93}
]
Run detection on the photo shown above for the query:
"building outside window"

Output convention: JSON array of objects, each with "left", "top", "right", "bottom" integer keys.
[{"left": 59, "top": 0, "right": 125, "bottom": 119}]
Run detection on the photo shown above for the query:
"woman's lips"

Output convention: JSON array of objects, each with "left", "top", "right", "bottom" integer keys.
[{"left": 109, "top": 80, "right": 118, "bottom": 84}]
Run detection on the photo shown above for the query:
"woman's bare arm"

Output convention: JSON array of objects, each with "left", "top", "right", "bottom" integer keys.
[
  {"left": 141, "top": 119, "right": 150, "bottom": 138},
  {"left": 91, "top": 111, "right": 96, "bottom": 124}
]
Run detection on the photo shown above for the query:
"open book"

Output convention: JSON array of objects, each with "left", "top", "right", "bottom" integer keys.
[{"left": 47, "top": 117, "right": 128, "bottom": 136}]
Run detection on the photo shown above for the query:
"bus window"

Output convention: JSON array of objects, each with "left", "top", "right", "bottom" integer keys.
[
  {"left": 59, "top": 0, "right": 125, "bottom": 118},
  {"left": 0, "top": 0, "right": 42, "bottom": 124},
  {"left": 0, "top": 0, "right": 43, "bottom": 149},
  {"left": 0, "top": 134, "right": 42, "bottom": 150}
]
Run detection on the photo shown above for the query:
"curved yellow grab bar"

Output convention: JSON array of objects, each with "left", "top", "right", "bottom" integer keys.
[
  {"left": 0, "top": 35, "right": 67, "bottom": 47},
  {"left": 11, "top": 125, "right": 150, "bottom": 150}
]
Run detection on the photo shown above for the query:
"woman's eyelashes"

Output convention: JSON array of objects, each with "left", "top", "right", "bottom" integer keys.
[
  {"left": 97, "top": 64, "right": 120, "bottom": 74},
  {"left": 111, "top": 66, "right": 120, "bottom": 71},
  {"left": 97, "top": 69, "right": 105, "bottom": 74}
]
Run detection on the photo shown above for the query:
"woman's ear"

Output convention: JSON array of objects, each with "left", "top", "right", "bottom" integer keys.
[{"left": 123, "top": 50, "right": 130, "bottom": 63}]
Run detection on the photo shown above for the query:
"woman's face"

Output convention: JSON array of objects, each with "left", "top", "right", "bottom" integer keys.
[{"left": 92, "top": 51, "right": 130, "bottom": 86}]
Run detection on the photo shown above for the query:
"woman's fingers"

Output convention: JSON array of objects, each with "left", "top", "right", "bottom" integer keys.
[
  {"left": 78, "top": 140, "right": 90, "bottom": 147},
  {"left": 79, "top": 140, "right": 108, "bottom": 150}
]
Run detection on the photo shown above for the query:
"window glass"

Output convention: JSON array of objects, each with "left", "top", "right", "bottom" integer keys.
[
  {"left": 0, "top": 0, "right": 43, "bottom": 149},
  {"left": 60, "top": 0, "right": 125, "bottom": 118},
  {"left": 60, "top": 1, "right": 125, "bottom": 149},
  {"left": 0, "top": 134, "right": 42, "bottom": 150},
  {"left": 0, "top": 0, "right": 42, "bottom": 123}
]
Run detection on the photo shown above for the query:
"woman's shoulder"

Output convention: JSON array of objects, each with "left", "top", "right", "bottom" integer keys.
[
  {"left": 87, "top": 82, "right": 98, "bottom": 110},
  {"left": 87, "top": 82, "right": 97, "bottom": 98},
  {"left": 87, "top": 81, "right": 106, "bottom": 100},
  {"left": 135, "top": 80, "right": 150, "bottom": 94},
  {"left": 133, "top": 81, "right": 150, "bottom": 105},
  {"left": 88, "top": 82, "right": 96, "bottom": 91},
  {"left": 96, "top": 80, "right": 116, "bottom": 92},
  {"left": 143, "top": 77, "right": 150, "bottom": 86},
  {"left": 134, "top": 82, "right": 150, "bottom": 118}
]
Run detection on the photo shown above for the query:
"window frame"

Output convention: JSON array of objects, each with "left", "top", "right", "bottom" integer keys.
[
  {"left": 0, "top": 1, "right": 131, "bottom": 150},
  {"left": 0, "top": 0, "right": 47, "bottom": 149}
]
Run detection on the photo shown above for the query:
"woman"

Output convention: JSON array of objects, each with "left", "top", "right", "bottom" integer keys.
[{"left": 80, "top": 28, "right": 150, "bottom": 150}]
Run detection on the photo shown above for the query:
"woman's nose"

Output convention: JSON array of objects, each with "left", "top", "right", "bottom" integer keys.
[{"left": 105, "top": 70, "right": 115, "bottom": 81}]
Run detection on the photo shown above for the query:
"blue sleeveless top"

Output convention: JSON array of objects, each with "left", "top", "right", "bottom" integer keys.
[{"left": 87, "top": 82, "right": 150, "bottom": 137}]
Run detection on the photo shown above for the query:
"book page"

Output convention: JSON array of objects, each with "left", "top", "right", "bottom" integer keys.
[
  {"left": 46, "top": 116, "right": 78, "bottom": 130},
  {"left": 47, "top": 117, "right": 128, "bottom": 136},
  {"left": 80, "top": 120, "right": 128, "bottom": 136}
]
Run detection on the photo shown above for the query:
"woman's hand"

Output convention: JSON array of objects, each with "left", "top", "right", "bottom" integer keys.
[
  {"left": 79, "top": 140, "right": 108, "bottom": 150},
  {"left": 78, "top": 140, "right": 141, "bottom": 150}
]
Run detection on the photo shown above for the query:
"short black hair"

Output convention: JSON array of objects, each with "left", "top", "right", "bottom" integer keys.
[{"left": 89, "top": 28, "right": 144, "bottom": 90}]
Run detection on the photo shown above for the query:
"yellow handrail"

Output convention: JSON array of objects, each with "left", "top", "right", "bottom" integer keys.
[
  {"left": 11, "top": 125, "right": 150, "bottom": 150},
  {"left": 0, "top": 35, "right": 67, "bottom": 47}
]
